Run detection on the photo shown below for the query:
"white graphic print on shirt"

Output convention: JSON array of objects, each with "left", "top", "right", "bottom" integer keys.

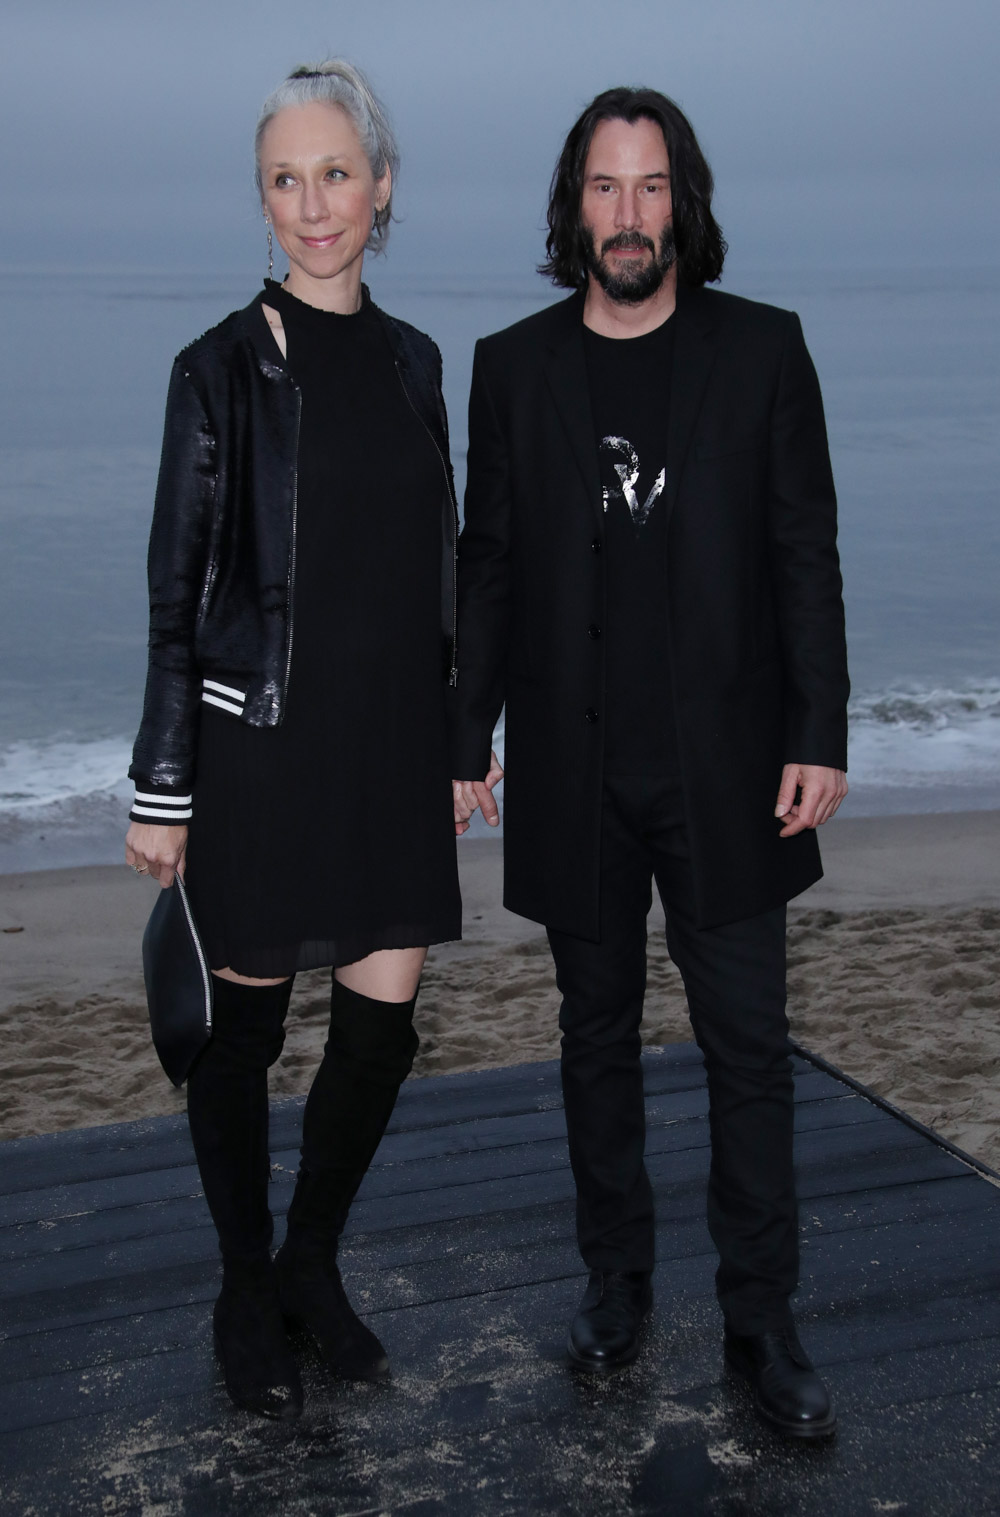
[{"left": 600, "top": 435, "right": 665, "bottom": 533}]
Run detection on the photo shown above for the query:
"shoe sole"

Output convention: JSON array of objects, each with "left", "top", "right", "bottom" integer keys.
[
  {"left": 724, "top": 1351, "right": 837, "bottom": 1440},
  {"left": 566, "top": 1336, "right": 641, "bottom": 1375}
]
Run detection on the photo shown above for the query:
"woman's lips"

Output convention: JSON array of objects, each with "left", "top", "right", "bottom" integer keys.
[{"left": 300, "top": 233, "right": 341, "bottom": 248}]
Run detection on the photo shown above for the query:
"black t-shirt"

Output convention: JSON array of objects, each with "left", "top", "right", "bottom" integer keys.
[{"left": 583, "top": 316, "right": 678, "bottom": 776}]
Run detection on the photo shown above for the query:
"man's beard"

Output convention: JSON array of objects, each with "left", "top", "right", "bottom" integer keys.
[{"left": 583, "top": 227, "right": 677, "bottom": 305}]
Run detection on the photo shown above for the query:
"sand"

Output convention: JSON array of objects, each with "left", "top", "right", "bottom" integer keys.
[{"left": 1, "top": 812, "right": 999, "bottom": 1167}]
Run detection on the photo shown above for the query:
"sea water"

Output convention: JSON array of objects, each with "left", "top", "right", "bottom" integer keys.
[{"left": 1, "top": 266, "right": 998, "bottom": 870}]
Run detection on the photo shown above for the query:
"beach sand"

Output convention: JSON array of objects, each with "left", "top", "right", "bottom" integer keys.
[{"left": 1, "top": 812, "right": 998, "bottom": 1167}]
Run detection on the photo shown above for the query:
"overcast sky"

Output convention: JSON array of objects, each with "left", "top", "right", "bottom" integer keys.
[{"left": 3, "top": 0, "right": 998, "bottom": 280}]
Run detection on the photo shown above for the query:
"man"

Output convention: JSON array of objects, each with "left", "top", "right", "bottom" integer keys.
[{"left": 451, "top": 87, "right": 848, "bottom": 1440}]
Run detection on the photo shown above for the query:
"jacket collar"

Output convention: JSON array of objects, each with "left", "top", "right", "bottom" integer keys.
[
  {"left": 237, "top": 283, "right": 381, "bottom": 377},
  {"left": 240, "top": 289, "right": 293, "bottom": 377},
  {"left": 541, "top": 283, "right": 719, "bottom": 526}
]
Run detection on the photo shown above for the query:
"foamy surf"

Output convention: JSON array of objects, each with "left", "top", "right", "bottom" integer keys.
[{"left": 1, "top": 680, "right": 998, "bottom": 870}]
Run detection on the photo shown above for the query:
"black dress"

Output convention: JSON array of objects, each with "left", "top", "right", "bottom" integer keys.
[{"left": 185, "top": 282, "right": 461, "bottom": 977}]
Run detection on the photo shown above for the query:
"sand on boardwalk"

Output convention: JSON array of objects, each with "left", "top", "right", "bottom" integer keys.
[{"left": 1, "top": 812, "right": 999, "bottom": 1168}]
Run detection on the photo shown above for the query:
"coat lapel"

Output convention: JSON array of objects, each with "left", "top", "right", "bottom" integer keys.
[
  {"left": 665, "top": 285, "right": 719, "bottom": 517},
  {"left": 542, "top": 296, "right": 604, "bottom": 526}
]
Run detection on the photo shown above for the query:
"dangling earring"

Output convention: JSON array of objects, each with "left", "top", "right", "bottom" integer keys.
[{"left": 264, "top": 215, "right": 274, "bottom": 279}]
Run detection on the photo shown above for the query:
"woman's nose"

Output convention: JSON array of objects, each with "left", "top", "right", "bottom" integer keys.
[{"left": 300, "top": 184, "right": 330, "bottom": 223}]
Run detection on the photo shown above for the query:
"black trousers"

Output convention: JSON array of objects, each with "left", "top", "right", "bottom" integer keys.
[{"left": 547, "top": 775, "right": 798, "bottom": 1335}]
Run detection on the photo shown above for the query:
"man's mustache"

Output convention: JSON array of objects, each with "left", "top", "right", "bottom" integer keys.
[{"left": 601, "top": 233, "right": 656, "bottom": 255}]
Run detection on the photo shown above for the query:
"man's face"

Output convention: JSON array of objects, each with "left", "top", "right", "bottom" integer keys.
[{"left": 580, "top": 116, "right": 675, "bottom": 305}]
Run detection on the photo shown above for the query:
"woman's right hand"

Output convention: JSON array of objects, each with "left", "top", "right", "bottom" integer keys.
[
  {"left": 452, "top": 750, "right": 504, "bottom": 835},
  {"left": 125, "top": 822, "right": 188, "bottom": 889}
]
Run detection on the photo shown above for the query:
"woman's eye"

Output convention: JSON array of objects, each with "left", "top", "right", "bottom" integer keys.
[
  {"left": 325, "top": 168, "right": 346, "bottom": 181},
  {"left": 274, "top": 174, "right": 295, "bottom": 188}
]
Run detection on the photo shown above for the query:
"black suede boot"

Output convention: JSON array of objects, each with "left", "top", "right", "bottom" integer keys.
[
  {"left": 275, "top": 977, "right": 419, "bottom": 1382},
  {"left": 213, "top": 1256, "right": 303, "bottom": 1420},
  {"left": 187, "top": 975, "right": 302, "bottom": 1419}
]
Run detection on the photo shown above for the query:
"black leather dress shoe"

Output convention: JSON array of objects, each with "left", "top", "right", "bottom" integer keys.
[
  {"left": 724, "top": 1326, "right": 837, "bottom": 1439},
  {"left": 567, "top": 1269, "right": 653, "bottom": 1373},
  {"left": 213, "top": 1261, "right": 303, "bottom": 1421},
  {"left": 276, "top": 1246, "right": 390, "bottom": 1382}
]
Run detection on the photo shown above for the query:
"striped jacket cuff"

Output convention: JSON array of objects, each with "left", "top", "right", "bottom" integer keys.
[{"left": 129, "top": 789, "right": 193, "bottom": 825}]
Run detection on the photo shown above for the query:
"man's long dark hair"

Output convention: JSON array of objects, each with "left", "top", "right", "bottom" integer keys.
[{"left": 539, "top": 86, "right": 727, "bottom": 290}]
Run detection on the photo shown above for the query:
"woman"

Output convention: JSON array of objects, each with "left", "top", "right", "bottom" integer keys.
[{"left": 125, "top": 61, "right": 461, "bottom": 1421}]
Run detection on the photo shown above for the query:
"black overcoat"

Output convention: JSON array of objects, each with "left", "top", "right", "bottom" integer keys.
[{"left": 450, "top": 284, "right": 849, "bottom": 936}]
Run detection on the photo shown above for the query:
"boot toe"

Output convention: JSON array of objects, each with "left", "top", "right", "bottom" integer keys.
[
  {"left": 277, "top": 1248, "right": 390, "bottom": 1382},
  {"left": 213, "top": 1285, "right": 303, "bottom": 1420}
]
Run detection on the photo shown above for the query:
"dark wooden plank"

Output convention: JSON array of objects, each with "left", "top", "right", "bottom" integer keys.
[
  {"left": 0, "top": 1087, "right": 942, "bottom": 1249},
  {"left": 0, "top": 1134, "right": 976, "bottom": 1334},
  {"left": 3, "top": 1282, "right": 1000, "bottom": 1515},
  {"left": 2, "top": 1043, "right": 999, "bottom": 1517},
  {"left": 6, "top": 1260, "right": 1000, "bottom": 1446},
  {"left": 0, "top": 1107, "right": 961, "bottom": 1281},
  {"left": 8, "top": 1192, "right": 1000, "bottom": 1393},
  {"left": 6, "top": 1171, "right": 999, "bottom": 1396},
  {"left": 0, "top": 1090, "right": 879, "bottom": 1266},
  {"left": 0, "top": 1086, "right": 881, "bottom": 1242},
  {"left": 2, "top": 1168, "right": 986, "bottom": 1351},
  {"left": 0, "top": 1049, "right": 833, "bottom": 1199}
]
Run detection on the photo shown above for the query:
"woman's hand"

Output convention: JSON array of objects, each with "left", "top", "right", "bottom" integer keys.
[
  {"left": 453, "top": 750, "right": 504, "bottom": 836},
  {"left": 125, "top": 822, "right": 188, "bottom": 888}
]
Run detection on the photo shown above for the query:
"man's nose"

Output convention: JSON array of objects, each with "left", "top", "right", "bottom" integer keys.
[{"left": 615, "top": 189, "right": 641, "bottom": 229}]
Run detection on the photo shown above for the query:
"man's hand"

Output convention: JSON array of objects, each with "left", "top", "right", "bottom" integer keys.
[
  {"left": 775, "top": 764, "right": 847, "bottom": 837},
  {"left": 453, "top": 751, "right": 504, "bottom": 836},
  {"left": 125, "top": 822, "right": 188, "bottom": 888}
]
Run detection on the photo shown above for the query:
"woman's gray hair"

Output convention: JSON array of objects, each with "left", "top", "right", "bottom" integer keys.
[{"left": 255, "top": 60, "right": 399, "bottom": 252}]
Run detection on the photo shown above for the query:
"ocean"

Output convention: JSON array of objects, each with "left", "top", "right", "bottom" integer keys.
[{"left": 1, "top": 265, "right": 998, "bottom": 871}]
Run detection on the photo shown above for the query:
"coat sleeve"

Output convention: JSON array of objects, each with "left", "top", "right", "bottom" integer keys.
[
  {"left": 447, "top": 341, "right": 512, "bottom": 779},
  {"left": 766, "top": 313, "right": 850, "bottom": 769},
  {"left": 128, "top": 360, "right": 218, "bottom": 821}
]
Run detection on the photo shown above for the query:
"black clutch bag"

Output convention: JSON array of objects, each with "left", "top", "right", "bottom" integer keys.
[{"left": 141, "top": 872, "right": 213, "bottom": 1087}]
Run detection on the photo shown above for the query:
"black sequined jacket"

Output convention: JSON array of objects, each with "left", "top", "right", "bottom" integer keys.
[{"left": 128, "top": 289, "right": 458, "bottom": 824}]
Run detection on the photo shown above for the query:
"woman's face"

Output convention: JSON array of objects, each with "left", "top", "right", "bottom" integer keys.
[{"left": 259, "top": 101, "right": 390, "bottom": 303}]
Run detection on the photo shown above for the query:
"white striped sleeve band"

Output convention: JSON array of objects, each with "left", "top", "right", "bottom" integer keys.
[
  {"left": 132, "top": 792, "right": 193, "bottom": 820},
  {"left": 202, "top": 678, "right": 246, "bottom": 716}
]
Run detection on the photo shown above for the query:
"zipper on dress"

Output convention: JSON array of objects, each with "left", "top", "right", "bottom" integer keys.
[{"left": 281, "top": 386, "right": 303, "bottom": 710}]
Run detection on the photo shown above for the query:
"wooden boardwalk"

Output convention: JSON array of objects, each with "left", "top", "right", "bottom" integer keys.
[{"left": 2, "top": 1044, "right": 999, "bottom": 1515}]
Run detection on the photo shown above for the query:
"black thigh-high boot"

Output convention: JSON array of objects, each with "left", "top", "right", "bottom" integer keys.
[
  {"left": 186, "top": 974, "right": 302, "bottom": 1419},
  {"left": 275, "top": 976, "right": 419, "bottom": 1381}
]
